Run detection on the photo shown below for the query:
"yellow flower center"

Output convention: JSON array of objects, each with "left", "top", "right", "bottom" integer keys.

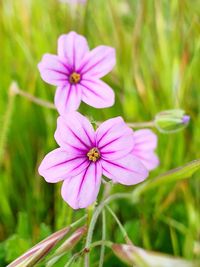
[
  {"left": 87, "top": 147, "right": 100, "bottom": 162},
  {"left": 69, "top": 72, "right": 81, "bottom": 84}
]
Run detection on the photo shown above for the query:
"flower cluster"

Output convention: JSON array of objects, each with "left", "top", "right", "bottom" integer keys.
[{"left": 38, "top": 32, "right": 159, "bottom": 209}]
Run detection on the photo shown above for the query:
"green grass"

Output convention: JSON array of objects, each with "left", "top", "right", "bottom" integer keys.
[{"left": 0, "top": 0, "right": 200, "bottom": 266}]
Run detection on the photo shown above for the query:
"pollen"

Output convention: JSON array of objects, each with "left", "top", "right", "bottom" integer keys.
[
  {"left": 69, "top": 72, "right": 81, "bottom": 84},
  {"left": 87, "top": 147, "right": 100, "bottom": 162}
]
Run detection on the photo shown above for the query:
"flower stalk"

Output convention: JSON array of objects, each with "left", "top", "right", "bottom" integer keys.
[
  {"left": 105, "top": 205, "right": 133, "bottom": 245},
  {"left": 99, "top": 210, "right": 106, "bottom": 267},
  {"left": 11, "top": 87, "right": 159, "bottom": 128},
  {"left": 84, "top": 193, "right": 132, "bottom": 266},
  {"left": 10, "top": 84, "right": 56, "bottom": 109},
  {"left": 12, "top": 86, "right": 190, "bottom": 133}
]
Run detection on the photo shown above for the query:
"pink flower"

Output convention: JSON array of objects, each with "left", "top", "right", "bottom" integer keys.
[
  {"left": 132, "top": 129, "right": 159, "bottom": 171},
  {"left": 38, "top": 112, "right": 148, "bottom": 209},
  {"left": 38, "top": 31, "right": 116, "bottom": 115}
]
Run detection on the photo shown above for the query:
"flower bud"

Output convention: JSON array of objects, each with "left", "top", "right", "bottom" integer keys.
[
  {"left": 154, "top": 109, "right": 190, "bottom": 133},
  {"left": 55, "top": 226, "right": 87, "bottom": 255},
  {"left": 8, "top": 226, "right": 70, "bottom": 267},
  {"left": 112, "top": 243, "right": 197, "bottom": 267}
]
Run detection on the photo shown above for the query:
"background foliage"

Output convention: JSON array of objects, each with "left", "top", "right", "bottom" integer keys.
[{"left": 0, "top": 0, "right": 199, "bottom": 266}]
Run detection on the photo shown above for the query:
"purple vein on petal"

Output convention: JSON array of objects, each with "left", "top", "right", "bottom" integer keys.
[
  {"left": 80, "top": 82, "right": 105, "bottom": 100},
  {"left": 45, "top": 156, "right": 85, "bottom": 171},
  {"left": 100, "top": 150, "right": 117, "bottom": 155},
  {"left": 98, "top": 135, "right": 124, "bottom": 150},
  {"left": 102, "top": 159, "right": 142, "bottom": 175},
  {"left": 102, "top": 164, "right": 113, "bottom": 177},
  {"left": 64, "top": 124, "right": 91, "bottom": 149},
  {"left": 63, "top": 143, "right": 87, "bottom": 154},
  {"left": 45, "top": 68, "right": 68, "bottom": 76},
  {"left": 96, "top": 127, "right": 112, "bottom": 145},
  {"left": 72, "top": 34, "right": 76, "bottom": 70},
  {"left": 64, "top": 84, "right": 72, "bottom": 107},
  {"left": 77, "top": 163, "right": 91, "bottom": 196},
  {"left": 94, "top": 162, "right": 100, "bottom": 184},
  {"left": 70, "top": 158, "right": 89, "bottom": 174},
  {"left": 82, "top": 126, "right": 95, "bottom": 147},
  {"left": 78, "top": 54, "right": 109, "bottom": 74},
  {"left": 58, "top": 60, "right": 72, "bottom": 74}
]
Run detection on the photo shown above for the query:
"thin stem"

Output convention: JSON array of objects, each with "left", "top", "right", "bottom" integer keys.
[
  {"left": 126, "top": 121, "right": 155, "bottom": 128},
  {"left": 95, "top": 120, "right": 155, "bottom": 128},
  {"left": 90, "top": 240, "right": 112, "bottom": 249},
  {"left": 105, "top": 205, "right": 133, "bottom": 245},
  {"left": 11, "top": 85, "right": 56, "bottom": 110},
  {"left": 15, "top": 88, "right": 155, "bottom": 128},
  {"left": 70, "top": 214, "right": 87, "bottom": 228},
  {"left": 65, "top": 240, "right": 112, "bottom": 267},
  {"left": 84, "top": 193, "right": 132, "bottom": 267},
  {"left": 84, "top": 249, "right": 89, "bottom": 267},
  {"left": 99, "top": 210, "right": 106, "bottom": 267},
  {"left": 64, "top": 251, "right": 81, "bottom": 267}
]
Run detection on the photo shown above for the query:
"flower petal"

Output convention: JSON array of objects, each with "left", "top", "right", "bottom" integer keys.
[
  {"left": 133, "top": 129, "right": 158, "bottom": 151},
  {"left": 57, "top": 31, "right": 89, "bottom": 70},
  {"left": 54, "top": 84, "right": 82, "bottom": 114},
  {"left": 38, "top": 54, "right": 69, "bottom": 86},
  {"left": 132, "top": 129, "right": 159, "bottom": 171},
  {"left": 96, "top": 117, "right": 134, "bottom": 160},
  {"left": 101, "top": 154, "right": 148, "bottom": 185},
  {"left": 54, "top": 112, "right": 95, "bottom": 153},
  {"left": 38, "top": 148, "right": 89, "bottom": 183},
  {"left": 78, "top": 46, "right": 116, "bottom": 78},
  {"left": 61, "top": 162, "right": 102, "bottom": 209},
  {"left": 79, "top": 79, "right": 114, "bottom": 108},
  {"left": 132, "top": 150, "right": 159, "bottom": 171}
]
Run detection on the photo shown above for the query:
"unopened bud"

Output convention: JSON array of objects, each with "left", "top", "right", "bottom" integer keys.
[
  {"left": 154, "top": 109, "right": 190, "bottom": 133},
  {"left": 55, "top": 226, "right": 87, "bottom": 255},
  {"left": 8, "top": 226, "right": 70, "bottom": 267},
  {"left": 112, "top": 243, "right": 197, "bottom": 267},
  {"left": 112, "top": 244, "right": 134, "bottom": 265}
]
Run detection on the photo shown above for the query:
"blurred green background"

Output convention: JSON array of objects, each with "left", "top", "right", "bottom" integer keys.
[{"left": 0, "top": 0, "right": 199, "bottom": 266}]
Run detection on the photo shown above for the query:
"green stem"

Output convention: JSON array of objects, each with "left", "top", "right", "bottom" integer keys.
[
  {"left": 126, "top": 121, "right": 155, "bottom": 128},
  {"left": 70, "top": 214, "right": 87, "bottom": 228},
  {"left": 65, "top": 240, "right": 112, "bottom": 267},
  {"left": 84, "top": 193, "right": 132, "bottom": 267},
  {"left": 12, "top": 86, "right": 56, "bottom": 109},
  {"left": 64, "top": 252, "right": 81, "bottom": 267},
  {"left": 105, "top": 205, "right": 133, "bottom": 245},
  {"left": 99, "top": 210, "right": 106, "bottom": 267},
  {"left": 15, "top": 88, "right": 155, "bottom": 128},
  {"left": 95, "top": 120, "right": 155, "bottom": 128},
  {"left": 90, "top": 240, "right": 112, "bottom": 249}
]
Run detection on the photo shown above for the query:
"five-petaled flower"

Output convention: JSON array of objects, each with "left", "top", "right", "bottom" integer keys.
[
  {"left": 38, "top": 31, "right": 116, "bottom": 115},
  {"left": 38, "top": 112, "right": 150, "bottom": 209}
]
